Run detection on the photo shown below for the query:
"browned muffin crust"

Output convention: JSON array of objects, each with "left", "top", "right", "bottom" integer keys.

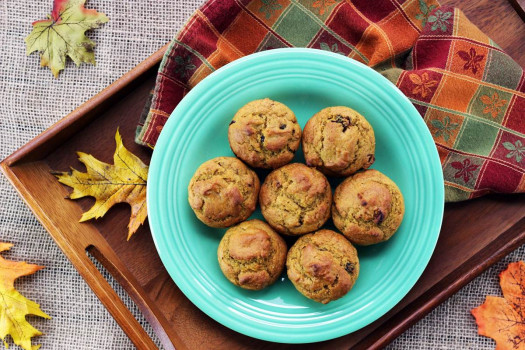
[
  {"left": 188, "top": 157, "right": 260, "bottom": 228},
  {"left": 218, "top": 219, "right": 287, "bottom": 290},
  {"left": 332, "top": 169, "right": 404, "bottom": 245},
  {"left": 259, "top": 163, "right": 332, "bottom": 235},
  {"left": 228, "top": 98, "right": 301, "bottom": 169},
  {"left": 302, "top": 106, "right": 375, "bottom": 176},
  {"left": 286, "top": 229, "right": 360, "bottom": 304}
]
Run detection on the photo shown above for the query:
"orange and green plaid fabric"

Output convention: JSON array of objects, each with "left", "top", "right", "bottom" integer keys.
[{"left": 136, "top": 0, "right": 525, "bottom": 202}]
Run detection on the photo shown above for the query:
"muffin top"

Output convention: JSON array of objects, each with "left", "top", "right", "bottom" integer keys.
[
  {"left": 332, "top": 169, "right": 404, "bottom": 245},
  {"left": 259, "top": 163, "right": 332, "bottom": 235},
  {"left": 302, "top": 106, "right": 375, "bottom": 176},
  {"left": 228, "top": 98, "right": 301, "bottom": 169},
  {"left": 217, "top": 219, "right": 287, "bottom": 290},
  {"left": 188, "top": 157, "right": 260, "bottom": 228},
  {"left": 287, "top": 229, "right": 359, "bottom": 304}
]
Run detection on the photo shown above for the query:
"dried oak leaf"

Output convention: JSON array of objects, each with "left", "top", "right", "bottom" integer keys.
[
  {"left": 25, "top": 0, "right": 109, "bottom": 77},
  {"left": 472, "top": 261, "right": 525, "bottom": 349},
  {"left": 0, "top": 243, "right": 50, "bottom": 350},
  {"left": 55, "top": 130, "right": 148, "bottom": 240}
]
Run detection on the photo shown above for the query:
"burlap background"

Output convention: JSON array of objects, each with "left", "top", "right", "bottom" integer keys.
[{"left": 0, "top": 0, "right": 520, "bottom": 348}]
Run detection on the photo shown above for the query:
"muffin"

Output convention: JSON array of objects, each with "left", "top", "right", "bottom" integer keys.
[
  {"left": 260, "top": 163, "right": 332, "bottom": 235},
  {"left": 287, "top": 229, "right": 359, "bottom": 304},
  {"left": 188, "top": 157, "right": 260, "bottom": 228},
  {"left": 332, "top": 169, "right": 404, "bottom": 245},
  {"left": 217, "top": 219, "right": 287, "bottom": 290},
  {"left": 228, "top": 98, "right": 301, "bottom": 169},
  {"left": 302, "top": 106, "right": 375, "bottom": 176}
]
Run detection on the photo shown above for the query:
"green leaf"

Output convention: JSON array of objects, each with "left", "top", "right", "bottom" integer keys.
[
  {"left": 443, "top": 116, "right": 450, "bottom": 125},
  {"left": 442, "top": 11, "right": 452, "bottom": 20},
  {"left": 503, "top": 142, "right": 516, "bottom": 151},
  {"left": 418, "top": 0, "right": 428, "bottom": 15},
  {"left": 25, "top": 0, "right": 108, "bottom": 78},
  {"left": 428, "top": 15, "right": 438, "bottom": 23},
  {"left": 320, "top": 42, "right": 330, "bottom": 51},
  {"left": 431, "top": 119, "right": 444, "bottom": 129},
  {"left": 516, "top": 140, "right": 523, "bottom": 148},
  {"left": 506, "top": 151, "right": 515, "bottom": 158},
  {"left": 443, "top": 132, "right": 450, "bottom": 142}
]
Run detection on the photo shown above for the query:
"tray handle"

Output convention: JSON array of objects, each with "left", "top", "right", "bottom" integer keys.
[
  {"left": 1, "top": 162, "right": 159, "bottom": 349},
  {"left": 74, "top": 247, "right": 159, "bottom": 350},
  {"left": 87, "top": 242, "right": 184, "bottom": 350}
]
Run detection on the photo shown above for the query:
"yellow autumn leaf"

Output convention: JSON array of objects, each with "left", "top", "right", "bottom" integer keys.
[
  {"left": 0, "top": 243, "right": 50, "bottom": 350},
  {"left": 55, "top": 130, "right": 148, "bottom": 240}
]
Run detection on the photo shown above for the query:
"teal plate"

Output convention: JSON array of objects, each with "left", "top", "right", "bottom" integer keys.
[{"left": 148, "top": 48, "right": 444, "bottom": 343}]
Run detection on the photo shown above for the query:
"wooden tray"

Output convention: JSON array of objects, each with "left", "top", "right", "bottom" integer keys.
[{"left": 2, "top": 1, "right": 524, "bottom": 349}]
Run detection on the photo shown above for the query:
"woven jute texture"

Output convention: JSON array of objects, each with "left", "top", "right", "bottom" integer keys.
[{"left": 0, "top": 0, "right": 520, "bottom": 348}]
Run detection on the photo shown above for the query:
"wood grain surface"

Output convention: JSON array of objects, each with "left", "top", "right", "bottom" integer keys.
[
  {"left": 1, "top": 1, "right": 524, "bottom": 349},
  {"left": 506, "top": 0, "right": 525, "bottom": 21}
]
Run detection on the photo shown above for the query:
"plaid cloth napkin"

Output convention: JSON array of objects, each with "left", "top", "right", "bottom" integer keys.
[{"left": 136, "top": 0, "right": 525, "bottom": 202}]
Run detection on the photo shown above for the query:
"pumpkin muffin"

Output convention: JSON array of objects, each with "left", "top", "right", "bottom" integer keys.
[
  {"left": 287, "top": 229, "right": 360, "bottom": 304},
  {"left": 332, "top": 169, "right": 404, "bottom": 245},
  {"left": 302, "top": 106, "right": 375, "bottom": 176},
  {"left": 260, "top": 163, "right": 332, "bottom": 235},
  {"left": 217, "top": 219, "right": 287, "bottom": 290},
  {"left": 188, "top": 157, "right": 260, "bottom": 228},
  {"left": 228, "top": 98, "right": 301, "bottom": 169}
]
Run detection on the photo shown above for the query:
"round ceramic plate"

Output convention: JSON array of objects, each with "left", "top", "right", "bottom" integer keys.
[{"left": 148, "top": 48, "right": 444, "bottom": 343}]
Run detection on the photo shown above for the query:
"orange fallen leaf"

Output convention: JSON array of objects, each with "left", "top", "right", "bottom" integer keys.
[
  {"left": 54, "top": 130, "right": 148, "bottom": 240},
  {"left": 472, "top": 261, "right": 525, "bottom": 350},
  {"left": 0, "top": 242, "right": 50, "bottom": 350}
]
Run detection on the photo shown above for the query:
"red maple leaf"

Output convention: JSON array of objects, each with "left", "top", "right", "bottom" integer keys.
[
  {"left": 457, "top": 48, "right": 484, "bottom": 74},
  {"left": 451, "top": 158, "right": 479, "bottom": 182}
]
